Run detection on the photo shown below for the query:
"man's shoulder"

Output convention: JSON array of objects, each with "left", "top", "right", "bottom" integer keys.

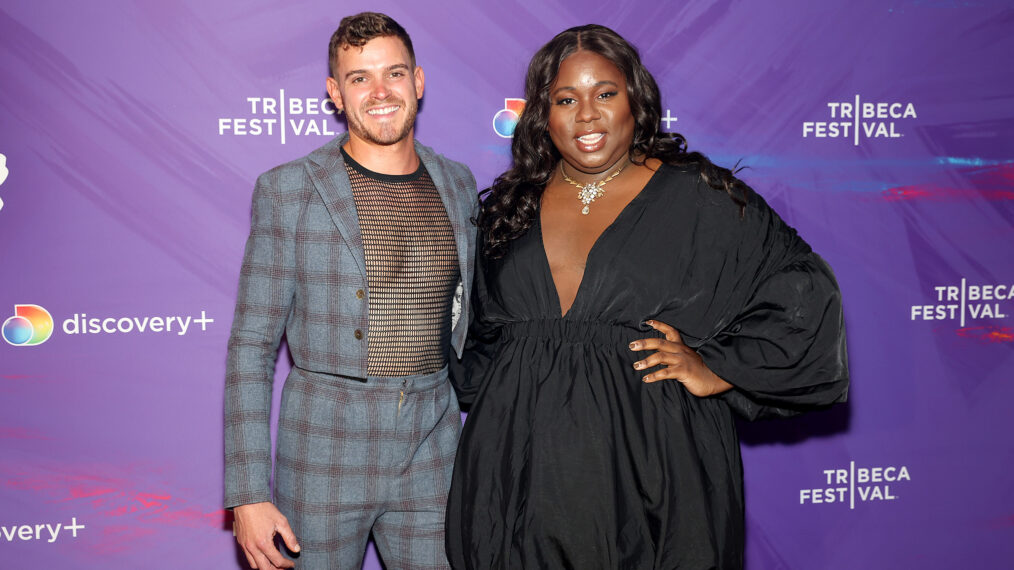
[
  {"left": 253, "top": 135, "right": 345, "bottom": 191},
  {"left": 416, "top": 141, "right": 473, "bottom": 179},
  {"left": 255, "top": 156, "right": 306, "bottom": 184}
]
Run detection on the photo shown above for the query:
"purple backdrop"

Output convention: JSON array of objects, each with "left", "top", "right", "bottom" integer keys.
[{"left": 2, "top": 0, "right": 1012, "bottom": 568}]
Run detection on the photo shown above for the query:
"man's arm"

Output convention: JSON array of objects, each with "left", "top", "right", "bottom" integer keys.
[{"left": 224, "top": 171, "right": 300, "bottom": 567}]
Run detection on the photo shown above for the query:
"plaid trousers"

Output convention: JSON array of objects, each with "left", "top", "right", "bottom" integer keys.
[{"left": 274, "top": 365, "right": 460, "bottom": 569}]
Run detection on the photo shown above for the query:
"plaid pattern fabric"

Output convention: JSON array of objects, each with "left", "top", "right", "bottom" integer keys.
[
  {"left": 275, "top": 366, "right": 460, "bottom": 569},
  {"left": 224, "top": 132, "right": 477, "bottom": 509}
]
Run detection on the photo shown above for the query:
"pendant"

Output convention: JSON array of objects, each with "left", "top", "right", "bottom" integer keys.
[
  {"left": 561, "top": 159, "right": 627, "bottom": 217},
  {"left": 578, "top": 183, "right": 600, "bottom": 215}
]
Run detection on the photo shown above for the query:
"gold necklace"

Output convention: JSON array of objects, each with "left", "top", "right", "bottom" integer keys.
[{"left": 559, "top": 159, "right": 629, "bottom": 215}]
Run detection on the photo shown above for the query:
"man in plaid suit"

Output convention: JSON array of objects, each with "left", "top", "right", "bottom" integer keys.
[{"left": 224, "top": 13, "right": 477, "bottom": 570}]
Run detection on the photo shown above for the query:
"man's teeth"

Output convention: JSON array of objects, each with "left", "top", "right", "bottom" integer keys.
[
  {"left": 367, "top": 106, "right": 399, "bottom": 115},
  {"left": 578, "top": 133, "right": 604, "bottom": 144}
]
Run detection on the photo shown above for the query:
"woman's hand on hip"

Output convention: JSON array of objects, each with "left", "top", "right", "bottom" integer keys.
[{"left": 629, "top": 319, "right": 733, "bottom": 397}]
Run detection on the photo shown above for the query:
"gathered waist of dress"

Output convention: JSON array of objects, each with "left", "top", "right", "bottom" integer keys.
[{"left": 500, "top": 319, "right": 664, "bottom": 346}]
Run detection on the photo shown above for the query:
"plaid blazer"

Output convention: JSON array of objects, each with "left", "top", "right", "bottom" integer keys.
[{"left": 223, "top": 133, "right": 478, "bottom": 508}]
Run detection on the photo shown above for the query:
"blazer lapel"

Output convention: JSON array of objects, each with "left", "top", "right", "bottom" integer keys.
[
  {"left": 305, "top": 135, "right": 472, "bottom": 293},
  {"left": 417, "top": 142, "right": 470, "bottom": 285},
  {"left": 417, "top": 143, "right": 475, "bottom": 354},
  {"left": 306, "top": 134, "right": 367, "bottom": 277}
]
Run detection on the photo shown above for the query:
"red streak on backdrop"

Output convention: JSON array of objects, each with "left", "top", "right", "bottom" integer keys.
[
  {"left": 956, "top": 326, "right": 1014, "bottom": 343},
  {"left": 3, "top": 470, "right": 225, "bottom": 528},
  {"left": 69, "top": 486, "right": 117, "bottom": 499},
  {"left": 881, "top": 163, "right": 1014, "bottom": 201},
  {"left": 0, "top": 427, "right": 50, "bottom": 440},
  {"left": 881, "top": 185, "right": 1014, "bottom": 201}
]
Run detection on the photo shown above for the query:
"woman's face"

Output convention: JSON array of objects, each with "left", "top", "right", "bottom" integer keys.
[{"left": 547, "top": 50, "right": 635, "bottom": 176}]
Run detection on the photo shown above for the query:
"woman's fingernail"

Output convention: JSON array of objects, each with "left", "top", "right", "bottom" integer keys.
[{"left": 629, "top": 342, "right": 638, "bottom": 349}]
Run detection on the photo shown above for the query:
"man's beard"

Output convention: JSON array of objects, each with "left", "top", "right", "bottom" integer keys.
[{"left": 346, "top": 97, "right": 418, "bottom": 146}]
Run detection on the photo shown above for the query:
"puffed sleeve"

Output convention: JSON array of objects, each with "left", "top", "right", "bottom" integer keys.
[
  {"left": 448, "top": 237, "right": 502, "bottom": 410},
  {"left": 696, "top": 192, "right": 849, "bottom": 421}
]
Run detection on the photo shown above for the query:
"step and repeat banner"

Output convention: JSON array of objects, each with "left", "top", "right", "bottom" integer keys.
[{"left": 2, "top": 1, "right": 1012, "bottom": 568}]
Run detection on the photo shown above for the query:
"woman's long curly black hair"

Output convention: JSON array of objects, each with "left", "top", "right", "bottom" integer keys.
[{"left": 480, "top": 24, "right": 748, "bottom": 259}]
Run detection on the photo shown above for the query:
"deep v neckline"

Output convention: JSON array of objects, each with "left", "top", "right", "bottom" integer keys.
[{"left": 538, "top": 167, "right": 662, "bottom": 319}]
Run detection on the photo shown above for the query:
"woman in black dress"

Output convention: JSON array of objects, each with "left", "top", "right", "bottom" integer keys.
[{"left": 447, "top": 25, "right": 849, "bottom": 569}]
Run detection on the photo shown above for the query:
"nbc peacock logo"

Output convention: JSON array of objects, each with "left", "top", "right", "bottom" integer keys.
[
  {"left": 493, "top": 98, "right": 526, "bottom": 138},
  {"left": 3, "top": 304, "right": 54, "bottom": 346}
]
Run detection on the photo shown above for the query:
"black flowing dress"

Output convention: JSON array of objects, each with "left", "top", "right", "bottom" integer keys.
[{"left": 446, "top": 165, "right": 849, "bottom": 569}]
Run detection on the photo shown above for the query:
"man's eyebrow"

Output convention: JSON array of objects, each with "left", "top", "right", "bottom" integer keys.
[
  {"left": 344, "top": 63, "right": 411, "bottom": 80},
  {"left": 550, "top": 80, "right": 618, "bottom": 97}
]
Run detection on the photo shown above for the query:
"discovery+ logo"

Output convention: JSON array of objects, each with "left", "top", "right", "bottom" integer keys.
[
  {"left": 3, "top": 304, "right": 215, "bottom": 346},
  {"left": 492, "top": 99, "right": 678, "bottom": 138},
  {"left": 2, "top": 517, "right": 84, "bottom": 543},
  {"left": 2, "top": 304, "right": 54, "bottom": 346},
  {"left": 493, "top": 99, "right": 526, "bottom": 138}
]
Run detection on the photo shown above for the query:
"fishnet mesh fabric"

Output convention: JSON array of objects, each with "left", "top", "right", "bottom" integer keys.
[{"left": 346, "top": 153, "right": 459, "bottom": 377}]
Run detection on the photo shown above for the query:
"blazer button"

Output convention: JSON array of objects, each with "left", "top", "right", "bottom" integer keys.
[
  {"left": 356, "top": 289, "right": 365, "bottom": 299},
  {"left": 354, "top": 329, "right": 363, "bottom": 340}
]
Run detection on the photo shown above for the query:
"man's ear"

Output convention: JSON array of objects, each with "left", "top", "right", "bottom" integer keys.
[
  {"left": 414, "top": 66, "right": 425, "bottom": 100},
  {"left": 326, "top": 76, "right": 343, "bottom": 111}
]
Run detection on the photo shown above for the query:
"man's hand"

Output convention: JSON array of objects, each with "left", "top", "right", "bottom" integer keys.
[
  {"left": 233, "top": 502, "right": 300, "bottom": 569},
  {"left": 630, "top": 319, "right": 733, "bottom": 397}
]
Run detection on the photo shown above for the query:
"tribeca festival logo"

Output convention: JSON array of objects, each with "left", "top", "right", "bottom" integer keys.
[
  {"left": 2, "top": 304, "right": 54, "bottom": 346},
  {"left": 803, "top": 95, "right": 917, "bottom": 146},
  {"left": 910, "top": 279, "right": 1011, "bottom": 325},
  {"left": 2, "top": 517, "right": 84, "bottom": 544},
  {"left": 0, "top": 152, "right": 9, "bottom": 213},
  {"left": 218, "top": 90, "right": 343, "bottom": 144},
  {"left": 799, "top": 461, "right": 911, "bottom": 508},
  {"left": 3, "top": 304, "right": 214, "bottom": 346}
]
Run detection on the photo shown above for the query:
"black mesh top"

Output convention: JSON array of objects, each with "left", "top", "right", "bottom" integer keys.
[{"left": 344, "top": 148, "right": 459, "bottom": 377}]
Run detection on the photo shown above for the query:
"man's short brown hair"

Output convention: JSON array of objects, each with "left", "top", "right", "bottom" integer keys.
[{"left": 328, "top": 12, "right": 415, "bottom": 77}]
